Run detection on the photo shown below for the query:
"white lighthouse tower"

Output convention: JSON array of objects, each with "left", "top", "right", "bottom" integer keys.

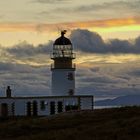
[{"left": 51, "top": 30, "right": 76, "bottom": 96}]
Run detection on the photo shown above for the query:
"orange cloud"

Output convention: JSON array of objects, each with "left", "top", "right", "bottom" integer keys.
[
  {"left": 0, "top": 17, "right": 140, "bottom": 32},
  {"left": 66, "top": 17, "right": 140, "bottom": 28}
]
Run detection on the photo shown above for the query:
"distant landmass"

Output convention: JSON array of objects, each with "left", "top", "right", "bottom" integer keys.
[{"left": 95, "top": 95, "right": 140, "bottom": 106}]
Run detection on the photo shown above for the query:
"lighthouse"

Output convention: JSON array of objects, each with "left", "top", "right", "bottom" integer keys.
[
  {"left": 0, "top": 31, "right": 93, "bottom": 117},
  {"left": 51, "top": 30, "right": 76, "bottom": 96}
]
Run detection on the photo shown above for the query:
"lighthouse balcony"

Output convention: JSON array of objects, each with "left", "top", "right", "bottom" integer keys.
[
  {"left": 51, "top": 63, "right": 76, "bottom": 70},
  {"left": 50, "top": 53, "right": 76, "bottom": 59}
]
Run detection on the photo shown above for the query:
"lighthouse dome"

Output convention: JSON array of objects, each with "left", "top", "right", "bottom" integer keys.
[
  {"left": 51, "top": 30, "right": 75, "bottom": 60},
  {"left": 54, "top": 30, "right": 72, "bottom": 45}
]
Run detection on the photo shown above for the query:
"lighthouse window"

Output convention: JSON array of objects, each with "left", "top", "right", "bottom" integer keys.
[
  {"left": 68, "top": 73, "right": 74, "bottom": 80},
  {"left": 40, "top": 101, "right": 45, "bottom": 110},
  {"left": 69, "top": 89, "right": 74, "bottom": 96}
]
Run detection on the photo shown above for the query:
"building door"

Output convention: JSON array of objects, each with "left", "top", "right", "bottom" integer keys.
[
  {"left": 26, "top": 102, "right": 32, "bottom": 116},
  {"left": 65, "top": 105, "right": 71, "bottom": 111},
  {"left": 57, "top": 101, "right": 63, "bottom": 113},
  {"left": 1, "top": 103, "right": 8, "bottom": 117},
  {"left": 32, "top": 101, "right": 38, "bottom": 116},
  {"left": 50, "top": 101, "right": 55, "bottom": 115}
]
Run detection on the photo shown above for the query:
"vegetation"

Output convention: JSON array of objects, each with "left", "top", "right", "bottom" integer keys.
[{"left": 1, "top": 106, "right": 140, "bottom": 140}]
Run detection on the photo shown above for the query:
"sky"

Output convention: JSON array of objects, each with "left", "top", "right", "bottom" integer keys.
[
  {"left": 0, "top": 0, "right": 140, "bottom": 46},
  {"left": 0, "top": 0, "right": 140, "bottom": 100}
]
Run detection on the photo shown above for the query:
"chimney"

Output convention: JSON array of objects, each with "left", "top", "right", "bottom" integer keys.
[{"left": 6, "top": 86, "right": 12, "bottom": 98}]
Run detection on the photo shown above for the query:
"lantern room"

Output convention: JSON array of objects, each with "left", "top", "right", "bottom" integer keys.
[{"left": 51, "top": 30, "right": 76, "bottom": 69}]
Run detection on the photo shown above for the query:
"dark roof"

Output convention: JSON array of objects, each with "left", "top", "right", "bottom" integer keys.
[
  {"left": 54, "top": 36, "right": 72, "bottom": 45},
  {"left": 0, "top": 95, "right": 93, "bottom": 99}
]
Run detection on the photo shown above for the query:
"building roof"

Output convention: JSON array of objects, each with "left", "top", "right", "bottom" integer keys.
[{"left": 0, "top": 95, "right": 93, "bottom": 100}]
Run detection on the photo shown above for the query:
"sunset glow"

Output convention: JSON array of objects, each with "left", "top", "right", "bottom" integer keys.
[{"left": 0, "top": 17, "right": 140, "bottom": 46}]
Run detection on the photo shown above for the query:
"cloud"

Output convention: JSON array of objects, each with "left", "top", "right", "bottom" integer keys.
[
  {"left": 2, "top": 41, "right": 53, "bottom": 67},
  {"left": 0, "top": 54, "right": 140, "bottom": 99},
  {"left": 7, "top": 41, "right": 52, "bottom": 57},
  {"left": 0, "top": 17, "right": 140, "bottom": 33},
  {"left": 0, "top": 62, "right": 51, "bottom": 96},
  {"left": 128, "top": 69, "right": 140, "bottom": 77},
  {"left": 37, "top": 0, "right": 140, "bottom": 21},
  {"left": 32, "top": 0, "right": 70, "bottom": 4},
  {"left": 0, "top": 29, "right": 139, "bottom": 70},
  {"left": 0, "top": 29, "right": 139, "bottom": 68},
  {"left": 74, "top": 0, "right": 140, "bottom": 16},
  {"left": 40, "top": 0, "right": 140, "bottom": 14},
  {"left": 76, "top": 63, "right": 140, "bottom": 99},
  {"left": 135, "top": 36, "right": 140, "bottom": 47},
  {"left": 70, "top": 29, "right": 140, "bottom": 54},
  {"left": 0, "top": 62, "right": 44, "bottom": 73},
  {"left": 70, "top": 29, "right": 106, "bottom": 53},
  {"left": 80, "top": 76, "right": 122, "bottom": 84},
  {"left": 1, "top": 29, "right": 140, "bottom": 99}
]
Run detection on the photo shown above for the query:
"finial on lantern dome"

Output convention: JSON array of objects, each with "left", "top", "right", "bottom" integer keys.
[{"left": 61, "top": 30, "right": 67, "bottom": 36}]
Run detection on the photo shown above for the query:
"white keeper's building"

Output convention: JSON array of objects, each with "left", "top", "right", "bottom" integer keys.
[{"left": 0, "top": 31, "right": 94, "bottom": 117}]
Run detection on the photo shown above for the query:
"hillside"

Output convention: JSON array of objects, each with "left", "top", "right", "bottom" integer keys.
[{"left": 1, "top": 106, "right": 140, "bottom": 140}]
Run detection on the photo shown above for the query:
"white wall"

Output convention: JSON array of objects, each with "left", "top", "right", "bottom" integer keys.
[
  {"left": 0, "top": 96, "right": 93, "bottom": 117},
  {"left": 52, "top": 69, "right": 75, "bottom": 96}
]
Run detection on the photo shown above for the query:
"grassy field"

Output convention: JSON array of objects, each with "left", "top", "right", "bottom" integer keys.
[{"left": 0, "top": 106, "right": 140, "bottom": 140}]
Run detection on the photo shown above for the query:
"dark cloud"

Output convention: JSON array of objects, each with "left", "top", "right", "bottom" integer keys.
[
  {"left": 135, "top": 36, "right": 140, "bottom": 47},
  {"left": 0, "top": 62, "right": 51, "bottom": 96},
  {"left": 70, "top": 29, "right": 140, "bottom": 54},
  {"left": 80, "top": 76, "right": 120, "bottom": 84},
  {"left": 70, "top": 29, "right": 106, "bottom": 53},
  {"left": 107, "top": 39, "right": 133, "bottom": 53},
  {"left": 5, "top": 29, "right": 140, "bottom": 60},
  {"left": 0, "top": 62, "right": 31, "bottom": 72},
  {"left": 7, "top": 41, "right": 52, "bottom": 57},
  {"left": 0, "top": 60, "right": 140, "bottom": 99},
  {"left": 76, "top": 62, "right": 140, "bottom": 98},
  {"left": 128, "top": 69, "right": 140, "bottom": 77}
]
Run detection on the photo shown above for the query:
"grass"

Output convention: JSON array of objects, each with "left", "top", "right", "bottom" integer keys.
[{"left": 0, "top": 106, "right": 140, "bottom": 140}]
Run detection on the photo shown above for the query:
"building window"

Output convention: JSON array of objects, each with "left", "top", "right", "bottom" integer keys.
[
  {"left": 69, "top": 89, "right": 74, "bottom": 96},
  {"left": 40, "top": 101, "right": 45, "bottom": 110},
  {"left": 50, "top": 101, "right": 55, "bottom": 115},
  {"left": 67, "top": 73, "right": 74, "bottom": 80},
  {"left": 57, "top": 101, "right": 63, "bottom": 113},
  {"left": 11, "top": 102, "right": 15, "bottom": 116},
  {"left": 26, "top": 102, "right": 32, "bottom": 116},
  {"left": 32, "top": 101, "right": 38, "bottom": 116}
]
